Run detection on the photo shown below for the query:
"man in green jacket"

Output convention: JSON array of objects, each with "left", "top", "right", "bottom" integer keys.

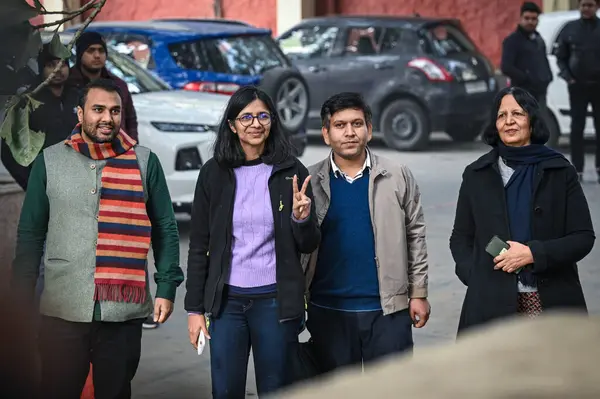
[{"left": 11, "top": 78, "right": 183, "bottom": 399}]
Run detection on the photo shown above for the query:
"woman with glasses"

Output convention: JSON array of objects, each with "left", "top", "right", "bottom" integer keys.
[{"left": 185, "top": 86, "right": 321, "bottom": 398}]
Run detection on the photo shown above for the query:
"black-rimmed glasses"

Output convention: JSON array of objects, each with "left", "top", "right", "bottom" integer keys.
[{"left": 235, "top": 112, "right": 272, "bottom": 127}]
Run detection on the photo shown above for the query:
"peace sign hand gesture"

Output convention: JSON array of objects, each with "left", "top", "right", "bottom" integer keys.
[{"left": 292, "top": 174, "right": 312, "bottom": 221}]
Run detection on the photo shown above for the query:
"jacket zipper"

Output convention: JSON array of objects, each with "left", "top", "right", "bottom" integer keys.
[
  {"left": 269, "top": 163, "right": 299, "bottom": 322},
  {"left": 209, "top": 173, "right": 236, "bottom": 315}
]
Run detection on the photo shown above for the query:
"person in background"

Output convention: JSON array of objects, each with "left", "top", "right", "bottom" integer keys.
[
  {"left": 1, "top": 43, "right": 80, "bottom": 305},
  {"left": 1, "top": 43, "right": 79, "bottom": 191},
  {"left": 11, "top": 79, "right": 183, "bottom": 399},
  {"left": 303, "top": 92, "right": 430, "bottom": 374},
  {"left": 185, "top": 86, "right": 320, "bottom": 398},
  {"left": 68, "top": 31, "right": 139, "bottom": 142},
  {"left": 554, "top": 0, "right": 600, "bottom": 182},
  {"left": 450, "top": 87, "right": 595, "bottom": 334},
  {"left": 501, "top": 2, "right": 554, "bottom": 141}
]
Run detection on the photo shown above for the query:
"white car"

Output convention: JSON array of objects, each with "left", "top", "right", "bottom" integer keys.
[
  {"left": 42, "top": 32, "right": 229, "bottom": 214},
  {"left": 538, "top": 10, "right": 599, "bottom": 140}
]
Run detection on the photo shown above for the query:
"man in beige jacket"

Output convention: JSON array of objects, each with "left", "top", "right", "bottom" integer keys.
[{"left": 303, "top": 92, "right": 430, "bottom": 374}]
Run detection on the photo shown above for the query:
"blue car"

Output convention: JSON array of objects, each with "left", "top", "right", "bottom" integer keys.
[{"left": 66, "top": 19, "right": 309, "bottom": 155}]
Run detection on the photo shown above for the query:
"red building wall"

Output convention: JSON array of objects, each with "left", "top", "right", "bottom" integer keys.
[
  {"left": 95, "top": 0, "right": 277, "bottom": 35},
  {"left": 94, "top": 0, "right": 542, "bottom": 67},
  {"left": 26, "top": 0, "right": 44, "bottom": 26}
]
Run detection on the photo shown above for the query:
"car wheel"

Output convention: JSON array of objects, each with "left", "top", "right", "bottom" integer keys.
[
  {"left": 380, "top": 99, "right": 430, "bottom": 151},
  {"left": 446, "top": 124, "right": 483, "bottom": 143},
  {"left": 259, "top": 67, "right": 310, "bottom": 134}
]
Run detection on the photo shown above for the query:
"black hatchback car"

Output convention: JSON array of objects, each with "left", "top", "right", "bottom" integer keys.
[{"left": 277, "top": 16, "right": 501, "bottom": 151}]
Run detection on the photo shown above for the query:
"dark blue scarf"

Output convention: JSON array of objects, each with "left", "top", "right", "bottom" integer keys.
[{"left": 497, "top": 143, "right": 566, "bottom": 287}]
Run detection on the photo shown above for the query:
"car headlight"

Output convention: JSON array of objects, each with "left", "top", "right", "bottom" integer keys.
[{"left": 150, "top": 122, "right": 216, "bottom": 133}]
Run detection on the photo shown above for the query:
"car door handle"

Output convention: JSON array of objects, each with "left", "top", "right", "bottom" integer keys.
[
  {"left": 374, "top": 63, "right": 393, "bottom": 70},
  {"left": 308, "top": 66, "right": 327, "bottom": 73}
]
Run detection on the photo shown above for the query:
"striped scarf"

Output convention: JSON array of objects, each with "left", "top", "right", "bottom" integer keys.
[{"left": 65, "top": 124, "right": 151, "bottom": 304}]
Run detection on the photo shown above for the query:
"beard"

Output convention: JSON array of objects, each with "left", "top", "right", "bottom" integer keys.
[
  {"left": 81, "top": 120, "right": 119, "bottom": 143},
  {"left": 81, "top": 63, "right": 103, "bottom": 75}
]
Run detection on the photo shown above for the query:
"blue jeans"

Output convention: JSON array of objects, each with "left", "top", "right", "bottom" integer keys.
[{"left": 209, "top": 296, "right": 299, "bottom": 398}]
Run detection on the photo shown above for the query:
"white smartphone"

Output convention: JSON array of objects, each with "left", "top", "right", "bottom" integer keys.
[{"left": 197, "top": 330, "right": 206, "bottom": 355}]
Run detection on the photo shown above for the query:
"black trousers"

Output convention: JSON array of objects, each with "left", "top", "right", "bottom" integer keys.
[
  {"left": 306, "top": 304, "right": 413, "bottom": 374},
  {"left": 39, "top": 316, "right": 143, "bottom": 399},
  {"left": 568, "top": 83, "right": 600, "bottom": 173}
]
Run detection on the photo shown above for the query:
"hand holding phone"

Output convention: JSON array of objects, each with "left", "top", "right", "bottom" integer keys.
[
  {"left": 485, "top": 235, "right": 510, "bottom": 257},
  {"left": 486, "top": 235, "right": 523, "bottom": 274}
]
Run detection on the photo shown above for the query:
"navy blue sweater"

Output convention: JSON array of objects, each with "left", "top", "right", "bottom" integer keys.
[{"left": 310, "top": 169, "right": 381, "bottom": 311}]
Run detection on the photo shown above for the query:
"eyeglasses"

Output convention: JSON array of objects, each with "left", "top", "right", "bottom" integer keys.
[{"left": 235, "top": 112, "right": 272, "bottom": 127}]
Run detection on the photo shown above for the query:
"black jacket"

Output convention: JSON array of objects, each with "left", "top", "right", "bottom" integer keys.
[
  {"left": 501, "top": 26, "right": 552, "bottom": 96},
  {"left": 184, "top": 157, "right": 321, "bottom": 321},
  {"left": 1, "top": 85, "right": 79, "bottom": 190},
  {"left": 450, "top": 149, "right": 595, "bottom": 334},
  {"left": 555, "top": 17, "right": 600, "bottom": 83}
]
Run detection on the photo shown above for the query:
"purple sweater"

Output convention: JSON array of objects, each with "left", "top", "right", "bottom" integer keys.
[{"left": 228, "top": 161, "right": 277, "bottom": 288}]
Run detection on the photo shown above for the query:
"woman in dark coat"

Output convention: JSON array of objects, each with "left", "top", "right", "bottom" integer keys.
[{"left": 450, "top": 86, "right": 595, "bottom": 334}]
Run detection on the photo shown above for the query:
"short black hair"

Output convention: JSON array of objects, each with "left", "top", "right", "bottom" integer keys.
[
  {"left": 482, "top": 86, "right": 550, "bottom": 147},
  {"left": 521, "top": 1, "right": 542, "bottom": 14},
  {"left": 79, "top": 78, "right": 122, "bottom": 108},
  {"left": 213, "top": 85, "right": 293, "bottom": 168},
  {"left": 320, "top": 92, "right": 372, "bottom": 129},
  {"left": 579, "top": 0, "right": 600, "bottom": 4}
]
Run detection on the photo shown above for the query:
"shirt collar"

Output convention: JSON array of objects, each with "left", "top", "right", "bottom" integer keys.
[{"left": 330, "top": 150, "right": 371, "bottom": 178}]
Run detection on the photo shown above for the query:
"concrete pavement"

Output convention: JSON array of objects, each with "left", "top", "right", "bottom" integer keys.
[{"left": 133, "top": 136, "right": 600, "bottom": 398}]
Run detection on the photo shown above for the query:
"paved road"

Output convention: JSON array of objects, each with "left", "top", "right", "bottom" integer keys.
[{"left": 133, "top": 136, "right": 600, "bottom": 398}]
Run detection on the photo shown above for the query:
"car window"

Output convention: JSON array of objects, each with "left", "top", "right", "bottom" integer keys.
[
  {"left": 423, "top": 23, "right": 477, "bottom": 55},
  {"left": 107, "top": 34, "right": 156, "bottom": 69},
  {"left": 278, "top": 25, "right": 339, "bottom": 60},
  {"left": 168, "top": 40, "right": 212, "bottom": 71},
  {"left": 379, "top": 28, "right": 421, "bottom": 53},
  {"left": 169, "top": 35, "right": 286, "bottom": 75},
  {"left": 105, "top": 52, "right": 171, "bottom": 94},
  {"left": 344, "top": 26, "right": 383, "bottom": 56}
]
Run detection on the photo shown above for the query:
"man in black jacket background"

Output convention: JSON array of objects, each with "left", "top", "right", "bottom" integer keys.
[
  {"left": 501, "top": 2, "right": 554, "bottom": 140},
  {"left": 555, "top": 0, "right": 600, "bottom": 183}
]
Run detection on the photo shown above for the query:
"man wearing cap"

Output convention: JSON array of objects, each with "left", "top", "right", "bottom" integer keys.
[
  {"left": 1, "top": 43, "right": 79, "bottom": 191},
  {"left": 68, "top": 31, "right": 138, "bottom": 142}
]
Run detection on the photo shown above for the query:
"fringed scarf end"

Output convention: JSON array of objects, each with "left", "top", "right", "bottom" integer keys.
[{"left": 94, "top": 284, "right": 147, "bottom": 304}]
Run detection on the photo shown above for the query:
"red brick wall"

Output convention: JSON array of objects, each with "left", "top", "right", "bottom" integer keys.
[
  {"left": 334, "top": 0, "right": 543, "bottom": 67},
  {"left": 26, "top": 0, "right": 44, "bottom": 26},
  {"left": 95, "top": 0, "right": 277, "bottom": 34}
]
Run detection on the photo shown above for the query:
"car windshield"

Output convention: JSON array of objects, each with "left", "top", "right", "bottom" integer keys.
[
  {"left": 105, "top": 52, "right": 171, "bottom": 94},
  {"left": 169, "top": 35, "right": 287, "bottom": 75},
  {"left": 278, "top": 25, "right": 339, "bottom": 60},
  {"left": 423, "top": 23, "right": 477, "bottom": 55}
]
